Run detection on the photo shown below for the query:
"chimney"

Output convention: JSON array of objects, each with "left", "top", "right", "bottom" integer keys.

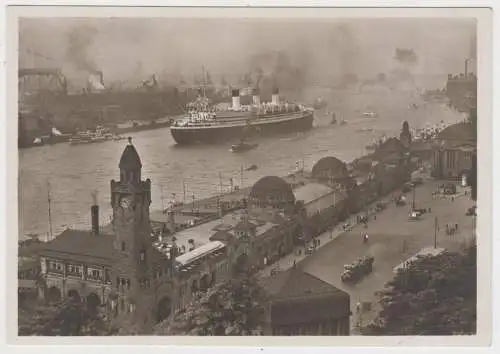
[
  {"left": 272, "top": 87, "right": 280, "bottom": 105},
  {"left": 91, "top": 191, "right": 99, "bottom": 235},
  {"left": 232, "top": 89, "right": 241, "bottom": 110},
  {"left": 464, "top": 59, "right": 468, "bottom": 77},
  {"left": 97, "top": 71, "right": 104, "bottom": 86},
  {"left": 252, "top": 87, "right": 261, "bottom": 105},
  {"left": 167, "top": 210, "right": 176, "bottom": 234}
]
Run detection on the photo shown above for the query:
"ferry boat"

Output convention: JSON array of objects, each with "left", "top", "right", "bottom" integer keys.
[
  {"left": 69, "top": 126, "right": 121, "bottom": 145},
  {"left": 169, "top": 88, "right": 314, "bottom": 145}
]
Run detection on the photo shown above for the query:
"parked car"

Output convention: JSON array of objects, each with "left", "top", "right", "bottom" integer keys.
[
  {"left": 443, "top": 183, "right": 457, "bottom": 195},
  {"left": 466, "top": 206, "right": 477, "bottom": 216},
  {"left": 411, "top": 177, "right": 423, "bottom": 186},
  {"left": 402, "top": 183, "right": 413, "bottom": 193}
]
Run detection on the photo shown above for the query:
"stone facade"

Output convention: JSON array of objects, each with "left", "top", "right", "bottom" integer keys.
[{"left": 431, "top": 122, "right": 476, "bottom": 180}]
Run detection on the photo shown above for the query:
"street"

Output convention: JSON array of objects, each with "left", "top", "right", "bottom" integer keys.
[{"left": 258, "top": 178, "right": 475, "bottom": 334}]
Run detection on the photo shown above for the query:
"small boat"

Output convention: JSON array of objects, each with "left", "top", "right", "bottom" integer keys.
[
  {"left": 356, "top": 127, "right": 374, "bottom": 133},
  {"left": 313, "top": 97, "right": 327, "bottom": 109},
  {"left": 230, "top": 142, "right": 258, "bottom": 153},
  {"left": 362, "top": 111, "right": 378, "bottom": 118},
  {"left": 245, "top": 164, "right": 258, "bottom": 171}
]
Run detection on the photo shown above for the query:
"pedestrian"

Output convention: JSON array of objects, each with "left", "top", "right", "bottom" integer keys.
[
  {"left": 318, "top": 239, "right": 321, "bottom": 246},
  {"left": 455, "top": 223, "right": 458, "bottom": 231}
]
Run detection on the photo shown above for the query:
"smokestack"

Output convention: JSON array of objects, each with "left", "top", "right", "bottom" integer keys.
[
  {"left": 91, "top": 191, "right": 99, "bottom": 236},
  {"left": 232, "top": 89, "right": 241, "bottom": 110},
  {"left": 272, "top": 87, "right": 280, "bottom": 105},
  {"left": 252, "top": 88, "right": 261, "bottom": 105},
  {"left": 98, "top": 71, "right": 104, "bottom": 86},
  {"left": 464, "top": 59, "right": 468, "bottom": 77}
]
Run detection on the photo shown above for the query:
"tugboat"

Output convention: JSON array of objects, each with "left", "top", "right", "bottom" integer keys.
[{"left": 230, "top": 141, "right": 258, "bottom": 153}]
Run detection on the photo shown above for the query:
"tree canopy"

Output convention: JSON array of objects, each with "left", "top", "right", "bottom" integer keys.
[
  {"left": 154, "top": 275, "right": 266, "bottom": 336},
  {"left": 363, "top": 244, "right": 476, "bottom": 335},
  {"left": 18, "top": 299, "right": 116, "bottom": 336}
]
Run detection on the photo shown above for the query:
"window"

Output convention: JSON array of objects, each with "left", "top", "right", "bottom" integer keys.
[
  {"left": 140, "top": 250, "right": 146, "bottom": 262},
  {"left": 121, "top": 241, "right": 126, "bottom": 251}
]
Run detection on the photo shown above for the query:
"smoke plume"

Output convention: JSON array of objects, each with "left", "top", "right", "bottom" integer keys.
[{"left": 65, "top": 24, "right": 100, "bottom": 74}]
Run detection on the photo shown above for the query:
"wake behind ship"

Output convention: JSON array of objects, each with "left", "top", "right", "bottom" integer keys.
[{"left": 170, "top": 88, "right": 314, "bottom": 145}]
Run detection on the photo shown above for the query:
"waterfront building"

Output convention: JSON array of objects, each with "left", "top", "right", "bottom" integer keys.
[
  {"left": 36, "top": 139, "right": 299, "bottom": 331},
  {"left": 431, "top": 122, "right": 476, "bottom": 180},
  {"left": 260, "top": 266, "right": 351, "bottom": 335},
  {"left": 34, "top": 131, "right": 415, "bottom": 333}
]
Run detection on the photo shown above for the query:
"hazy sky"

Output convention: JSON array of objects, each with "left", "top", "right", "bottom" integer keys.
[{"left": 19, "top": 17, "right": 476, "bottom": 88}]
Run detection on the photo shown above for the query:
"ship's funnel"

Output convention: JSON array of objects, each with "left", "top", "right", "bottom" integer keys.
[
  {"left": 252, "top": 88, "right": 260, "bottom": 105},
  {"left": 232, "top": 89, "right": 241, "bottom": 110},
  {"left": 272, "top": 87, "right": 280, "bottom": 105}
]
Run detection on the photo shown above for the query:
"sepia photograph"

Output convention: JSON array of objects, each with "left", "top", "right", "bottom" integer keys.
[{"left": 6, "top": 4, "right": 493, "bottom": 346}]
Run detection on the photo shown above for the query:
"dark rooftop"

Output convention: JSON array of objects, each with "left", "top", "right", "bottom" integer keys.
[
  {"left": 39, "top": 226, "right": 116, "bottom": 265},
  {"left": 260, "top": 266, "right": 350, "bottom": 325},
  {"left": 119, "top": 139, "right": 142, "bottom": 170},
  {"left": 250, "top": 176, "right": 295, "bottom": 205},
  {"left": 436, "top": 122, "right": 476, "bottom": 142},
  {"left": 311, "top": 156, "right": 348, "bottom": 180}
]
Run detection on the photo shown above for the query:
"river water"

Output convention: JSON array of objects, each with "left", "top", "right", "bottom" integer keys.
[{"left": 18, "top": 84, "right": 465, "bottom": 239}]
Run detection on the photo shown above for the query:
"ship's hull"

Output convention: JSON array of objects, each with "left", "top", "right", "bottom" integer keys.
[{"left": 170, "top": 112, "right": 314, "bottom": 145}]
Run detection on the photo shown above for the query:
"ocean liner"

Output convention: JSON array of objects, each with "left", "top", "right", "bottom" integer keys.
[{"left": 170, "top": 88, "right": 314, "bottom": 145}]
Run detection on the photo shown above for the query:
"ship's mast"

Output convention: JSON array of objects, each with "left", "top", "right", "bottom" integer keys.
[
  {"left": 201, "top": 65, "right": 206, "bottom": 98},
  {"left": 47, "top": 181, "right": 53, "bottom": 241}
]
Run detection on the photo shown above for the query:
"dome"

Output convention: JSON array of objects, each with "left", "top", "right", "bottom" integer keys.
[
  {"left": 119, "top": 138, "right": 142, "bottom": 170},
  {"left": 249, "top": 176, "right": 295, "bottom": 209},
  {"left": 373, "top": 137, "right": 405, "bottom": 160},
  {"left": 436, "top": 122, "right": 475, "bottom": 142},
  {"left": 312, "top": 156, "right": 348, "bottom": 180}
]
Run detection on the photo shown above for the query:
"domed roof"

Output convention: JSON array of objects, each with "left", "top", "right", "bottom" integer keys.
[
  {"left": 373, "top": 137, "right": 405, "bottom": 160},
  {"left": 436, "top": 122, "right": 475, "bottom": 142},
  {"left": 249, "top": 176, "right": 295, "bottom": 204},
  {"left": 119, "top": 138, "right": 142, "bottom": 170},
  {"left": 312, "top": 156, "right": 348, "bottom": 179}
]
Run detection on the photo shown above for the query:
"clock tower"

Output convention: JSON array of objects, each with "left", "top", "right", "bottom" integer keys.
[{"left": 110, "top": 137, "right": 154, "bottom": 327}]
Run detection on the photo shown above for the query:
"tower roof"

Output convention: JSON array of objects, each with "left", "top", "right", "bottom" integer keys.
[{"left": 119, "top": 137, "right": 142, "bottom": 170}]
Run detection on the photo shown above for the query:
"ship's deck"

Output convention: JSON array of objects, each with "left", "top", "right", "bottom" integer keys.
[{"left": 171, "top": 111, "right": 310, "bottom": 130}]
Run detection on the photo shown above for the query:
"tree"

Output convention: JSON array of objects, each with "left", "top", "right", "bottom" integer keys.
[
  {"left": 154, "top": 275, "right": 266, "bottom": 335},
  {"left": 467, "top": 107, "right": 477, "bottom": 201},
  {"left": 363, "top": 245, "right": 476, "bottom": 335},
  {"left": 18, "top": 299, "right": 115, "bottom": 336}
]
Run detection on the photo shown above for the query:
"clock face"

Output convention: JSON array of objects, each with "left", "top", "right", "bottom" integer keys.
[{"left": 120, "top": 196, "right": 133, "bottom": 209}]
